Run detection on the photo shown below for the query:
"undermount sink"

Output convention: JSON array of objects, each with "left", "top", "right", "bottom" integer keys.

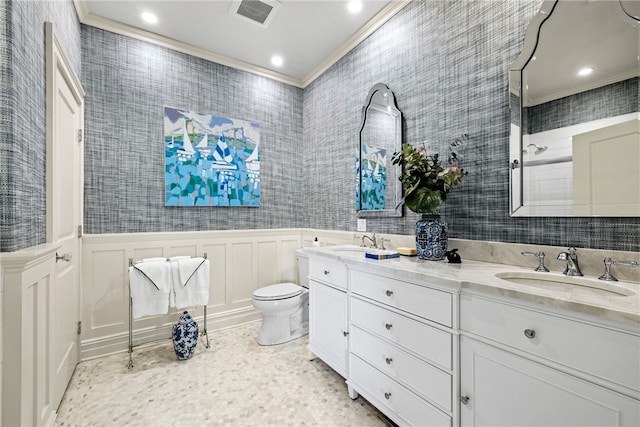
[{"left": 495, "top": 272, "right": 636, "bottom": 297}]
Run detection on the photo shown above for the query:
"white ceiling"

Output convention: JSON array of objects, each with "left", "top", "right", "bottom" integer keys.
[
  {"left": 75, "top": 0, "right": 410, "bottom": 88},
  {"left": 522, "top": 0, "right": 639, "bottom": 106}
]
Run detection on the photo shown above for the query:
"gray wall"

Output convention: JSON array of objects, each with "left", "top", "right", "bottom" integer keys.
[
  {"left": 0, "top": 0, "right": 81, "bottom": 252},
  {"left": 303, "top": 0, "right": 640, "bottom": 252},
  {"left": 2, "top": 0, "right": 639, "bottom": 253},
  {"left": 81, "top": 26, "right": 305, "bottom": 234}
]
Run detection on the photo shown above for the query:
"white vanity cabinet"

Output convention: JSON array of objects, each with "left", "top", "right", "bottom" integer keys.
[
  {"left": 460, "top": 293, "right": 640, "bottom": 427},
  {"left": 308, "top": 256, "right": 349, "bottom": 378},
  {"left": 348, "top": 269, "right": 456, "bottom": 427}
]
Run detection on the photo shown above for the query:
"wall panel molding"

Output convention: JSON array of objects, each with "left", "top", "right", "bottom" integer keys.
[
  {"left": 1, "top": 243, "right": 61, "bottom": 426},
  {"left": 80, "top": 229, "right": 346, "bottom": 360}
]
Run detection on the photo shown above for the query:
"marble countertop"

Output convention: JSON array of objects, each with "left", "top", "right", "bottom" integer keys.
[{"left": 300, "top": 246, "right": 640, "bottom": 328}]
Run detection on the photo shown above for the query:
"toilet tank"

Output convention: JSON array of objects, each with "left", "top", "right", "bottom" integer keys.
[{"left": 296, "top": 251, "right": 309, "bottom": 288}]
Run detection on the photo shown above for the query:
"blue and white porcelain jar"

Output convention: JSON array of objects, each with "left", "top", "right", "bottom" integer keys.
[
  {"left": 172, "top": 311, "right": 199, "bottom": 360},
  {"left": 415, "top": 213, "right": 448, "bottom": 261}
]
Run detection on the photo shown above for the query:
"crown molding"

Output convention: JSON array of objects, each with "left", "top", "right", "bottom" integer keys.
[
  {"left": 75, "top": 9, "right": 303, "bottom": 87},
  {"left": 73, "top": 0, "right": 412, "bottom": 89}
]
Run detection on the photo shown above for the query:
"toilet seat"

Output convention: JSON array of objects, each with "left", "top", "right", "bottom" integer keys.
[{"left": 253, "top": 283, "right": 303, "bottom": 301}]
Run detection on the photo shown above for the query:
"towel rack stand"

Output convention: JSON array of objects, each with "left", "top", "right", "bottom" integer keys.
[{"left": 127, "top": 253, "right": 210, "bottom": 369}]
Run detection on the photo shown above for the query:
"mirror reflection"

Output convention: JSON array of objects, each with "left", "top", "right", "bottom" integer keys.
[
  {"left": 509, "top": 0, "right": 640, "bottom": 217},
  {"left": 357, "top": 83, "right": 403, "bottom": 217}
]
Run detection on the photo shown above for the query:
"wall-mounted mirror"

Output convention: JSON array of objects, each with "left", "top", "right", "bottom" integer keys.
[
  {"left": 509, "top": 0, "right": 639, "bottom": 217},
  {"left": 356, "top": 83, "right": 403, "bottom": 217}
]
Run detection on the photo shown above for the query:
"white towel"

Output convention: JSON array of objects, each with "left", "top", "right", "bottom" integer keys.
[
  {"left": 143, "top": 257, "right": 167, "bottom": 263},
  {"left": 129, "top": 260, "right": 171, "bottom": 319},
  {"left": 168, "top": 256, "right": 191, "bottom": 307},
  {"left": 172, "top": 257, "right": 210, "bottom": 309}
]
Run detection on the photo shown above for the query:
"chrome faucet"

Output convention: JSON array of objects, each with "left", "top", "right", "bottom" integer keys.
[
  {"left": 360, "top": 233, "right": 377, "bottom": 248},
  {"left": 557, "top": 247, "right": 583, "bottom": 276}
]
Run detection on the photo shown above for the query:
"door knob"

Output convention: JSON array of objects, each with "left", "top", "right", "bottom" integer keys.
[
  {"left": 385, "top": 323, "right": 393, "bottom": 330},
  {"left": 461, "top": 395, "right": 470, "bottom": 405},
  {"left": 384, "top": 392, "right": 392, "bottom": 400},
  {"left": 385, "top": 290, "right": 393, "bottom": 296},
  {"left": 385, "top": 357, "right": 393, "bottom": 365},
  {"left": 56, "top": 252, "right": 72, "bottom": 263},
  {"left": 524, "top": 329, "right": 536, "bottom": 339}
]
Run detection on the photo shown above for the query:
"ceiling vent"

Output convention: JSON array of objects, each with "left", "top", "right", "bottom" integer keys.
[{"left": 229, "top": 0, "right": 281, "bottom": 28}]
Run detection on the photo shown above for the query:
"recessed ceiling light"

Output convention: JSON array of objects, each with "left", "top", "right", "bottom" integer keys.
[
  {"left": 347, "top": 1, "right": 363, "bottom": 14},
  {"left": 141, "top": 11, "right": 158, "bottom": 24},
  {"left": 271, "top": 55, "right": 283, "bottom": 67},
  {"left": 578, "top": 66, "right": 594, "bottom": 76}
]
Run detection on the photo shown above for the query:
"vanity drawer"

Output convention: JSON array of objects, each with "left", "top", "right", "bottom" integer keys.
[
  {"left": 460, "top": 294, "right": 640, "bottom": 395},
  {"left": 309, "top": 258, "right": 348, "bottom": 290},
  {"left": 351, "top": 297, "right": 452, "bottom": 370},
  {"left": 351, "top": 270, "right": 452, "bottom": 327},
  {"left": 351, "top": 325, "right": 452, "bottom": 412},
  {"left": 350, "top": 355, "right": 451, "bottom": 427}
]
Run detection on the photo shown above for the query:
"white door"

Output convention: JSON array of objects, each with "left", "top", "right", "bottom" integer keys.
[
  {"left": 460, "top": 336, "right": 640, "bottom": 427},
  {"left": 308, "top": 279, "right": 348, "bottom": 377},
  {"left": 46, "top": 22, "right": 84, "bottom": 410},
  {"left": 572, "top": 119, "right": 640, "bottom": 215}
]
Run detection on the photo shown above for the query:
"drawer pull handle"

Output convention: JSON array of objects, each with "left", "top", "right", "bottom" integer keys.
[
  {"left": 461, "top": 395, "right": 470, "bottom": 405},
  {"left": 524, "top": 329, "right": 536, "bottom": 339},
  {"left": 385, "top": 323, "right": 393, "bottom": 330},
  {"left": 385, "top": 357, "right": 393, "bottom": 365},
  {"left": 323, "top": 270, "right": 330, "bottom": 275},
  {"left": 384, "top": 392, "right": 392, "bottom": 400},
  {"left": 385, "top": 290, "right": 393, "bottom": 296}
]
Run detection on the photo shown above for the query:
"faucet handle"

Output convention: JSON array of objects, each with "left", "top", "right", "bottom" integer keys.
[
  {"left": 568, "top": 247, "right": 578, "bottom": 256},
  {"left": 599, "top": 257, "right": 639, "bottom": 281},
  {"left": 379, "top": 237, "right": 390, "bottom": 250},
  {"left": 521, "top": 251, "right": 549, "bottom": 272}
]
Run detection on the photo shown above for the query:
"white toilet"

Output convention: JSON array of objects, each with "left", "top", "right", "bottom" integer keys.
[{"left": 251, "top": 251, "right": 309, "bottom": 345}]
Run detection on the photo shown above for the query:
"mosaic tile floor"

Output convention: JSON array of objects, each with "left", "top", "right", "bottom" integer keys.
[{"left": 55, "top": 322, "right": 387, "bottom": 427}]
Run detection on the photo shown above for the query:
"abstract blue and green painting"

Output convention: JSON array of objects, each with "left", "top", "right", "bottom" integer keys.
[
  {"left": 164, "top": 107, "right": 260, "bottom": 206},
  {"left": 356, "top": 145, "right": 387, "bottom": 210}
]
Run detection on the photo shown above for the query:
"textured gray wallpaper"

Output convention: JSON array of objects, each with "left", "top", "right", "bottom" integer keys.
[
  {"left": 81, "top": 26, "right": 304, "bottom": 234},
  {"left": 303, "top": 0, "right": 640, "bottom": 252},
  {"left": 0, "top": 0, "right": 81, "bottom": 252},
  {"left": 3, "top": 0, "right": 639, "bottom": 252}
]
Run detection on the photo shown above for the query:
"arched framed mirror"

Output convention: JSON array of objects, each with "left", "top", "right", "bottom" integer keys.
[
  {"left": 509, "top": 0, "right": 640, "bottom": 217},
  {"left": 356, "top": 83, "right": 403, "bottom": 217}
]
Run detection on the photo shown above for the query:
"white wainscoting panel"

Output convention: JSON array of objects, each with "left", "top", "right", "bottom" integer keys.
[
  {"left": 1, "top": 244, "right": 60, "bottom": 427},
  {"left": 81, "top": 230, "right": 305, "bottom": 360}
]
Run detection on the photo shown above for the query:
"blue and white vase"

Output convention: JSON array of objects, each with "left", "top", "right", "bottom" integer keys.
[
  {"left": 415, "top": 213, "right": 448, "bottom": 261},
  {"left": 172, "top": 311, "right": 199, "bottom": 360}
]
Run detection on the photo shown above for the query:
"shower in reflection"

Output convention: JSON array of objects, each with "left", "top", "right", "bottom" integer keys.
[{"left": 523, "top": 143, "right": 548, "bottom": 155}]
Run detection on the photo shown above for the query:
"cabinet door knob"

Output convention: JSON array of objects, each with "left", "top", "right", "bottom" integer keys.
[
  {"left": 461, "top": 395, "right": 470, "bottom": 405},
  {"left": 323, "top": 270, "right": 330, "bottom": 275},
  {"left": 524, "top": 329, "right": 536, "bottom": 339},
  {"left": 385, "top": 290, "right": 393, "bottom": 297},
  {"left": 385, "top": 357, "right": 393, "bottom": 365},
  {"left": 342, "top": 330, "right": 349, "bottom": 337},
  {"left": 385, "top": 323, "right": 393, "bottom": 330},
  {"left": 384, "top": 392, "right": 392, "bottom": 400}
]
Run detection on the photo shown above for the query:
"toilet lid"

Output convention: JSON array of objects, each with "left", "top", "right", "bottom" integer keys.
[{"left": 253, "top": 283, "right": 303, "bottom": 301}]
